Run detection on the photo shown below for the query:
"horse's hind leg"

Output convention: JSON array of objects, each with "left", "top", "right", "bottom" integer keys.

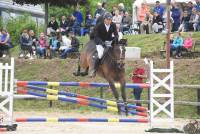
[
  {"left": 109, "top": 82, "right": 121, "bottom": 115},
  {"left": 73, "top": 56, "right": 81, "bottom": 76}
]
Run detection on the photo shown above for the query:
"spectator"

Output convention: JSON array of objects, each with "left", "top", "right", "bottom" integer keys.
[
  {"left": 0, "top": 29, "right": 12, "bottom": 57},
  {"left": 178, "top": 11, "right": 190, "bottom": 32},
  {"left": 121, "top": 11, "right": 132, "bottom": 34},
  {"left": 102, "top": 2, "right": 107, "bottom": 11},
  {"left": 94, "top": 2, "right": 105, "bottom": 17},
  {"left": 141, "top": 11, "right": 153, "bottom": 34},
  {"left": 112, "top": 10, "right": 122, "bottom": 29},
  {"left": 47, "top": 16, "right": 59, "bottom": 33},
  {"left": 29, "top": 30, "right": 38, "bottom": 57},
  {"left": 60, "top": 15, "right": 68, "bottom": 35},
  {"left": 137, "top": 2, "right": 150, "bottom": 33},
  {"left": 85, "top": 6, "right": 91, "bottom": 23},
  {"left": 152, "top": 12, "right": 163, "bottom": 33},
  {"left": 118, "top": 3, "right": 126, "bottom": 14},
  {"left": 73, "top": 7, "right": 83, "bottom": 26},
  {"left": 60, "top": 31, "right": 80, "bottom": 59},
  {"left": 111, "top": 6, "right": 118, "bottom": 16},
  {"left": 195, "top": 0, "right": 200, "bottom": 11},
  {"left": 171, "top": 3, "right": 182, "bottom": 32},
  {"left": 197, "top": 11, "right": 200, "bottom": 31},
  {"left": 59, "top": 35, "right": 71, "bottom": 52},
  {"left": 49, "top": 32, "right": 60, "bottom": 58},
  {"left": 131, "top": 61, "right": 147, "bottom": 106},
  {"left": 67, "top": 15, "right": 76, "bottom": 33},
  {"left": 170, "top": 32, "right": 183, "bottom": 58},
  {"left": 37, "top": 32, "right": 48, "bottom": 58},
  {"left": 19, "top": 29, "right": 33, "bottom": 59},
  {"left": 189, "top": 8, "right": 199, "bottom": 31},
  {"left": 153, "top": 1, "right": 165, "bottom": 18},
  {"left": 186, "top": 1, "right": 194, "bottom": 17},
  {"left": 81, "top": 14, "right": 95, "bottom": 36}
]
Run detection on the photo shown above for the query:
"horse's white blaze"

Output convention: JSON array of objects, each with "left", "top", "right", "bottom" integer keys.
[{"left": 96, "top": 45, "right": 104, "bottom": 59}]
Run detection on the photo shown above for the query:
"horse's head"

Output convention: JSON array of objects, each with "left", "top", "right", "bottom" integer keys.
[{"left": 110, "top": 39, "right": 127, "bottom": 69}]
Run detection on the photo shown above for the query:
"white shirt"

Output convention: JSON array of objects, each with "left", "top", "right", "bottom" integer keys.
[{"left": 104, "top": 24, "right": 110, "bottom": 32}]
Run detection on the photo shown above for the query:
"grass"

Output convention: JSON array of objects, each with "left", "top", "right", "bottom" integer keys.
[{"left": 2, "top": 32, "right": 200, "bottom": 119}]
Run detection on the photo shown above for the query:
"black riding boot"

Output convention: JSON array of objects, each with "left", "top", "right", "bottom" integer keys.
[{"left": 89, "top": 54, "right": 99, "bottom": 78}]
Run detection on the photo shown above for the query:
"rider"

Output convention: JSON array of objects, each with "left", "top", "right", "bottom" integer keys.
[{"left": 89, "top": 12, "right": 119, "bottom": 77}]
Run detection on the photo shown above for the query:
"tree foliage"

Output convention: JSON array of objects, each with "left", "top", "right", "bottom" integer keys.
[{"left": 13, "top": 0, "right": 88, "bottom": 6}]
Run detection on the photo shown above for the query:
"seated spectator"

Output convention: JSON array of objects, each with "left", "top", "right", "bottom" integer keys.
[
  {"left": 178, "top": 11, "right": 190, "bottom": 32},
  {"left": 19, "top": 29, "right": 33, "bottom": 59},
  {"left": 171, "top": 3, "right": 181, "bottom": 32},
  {"left": 0, "top": 29, "right": 12, "bottom": 57},
  {"left": 37, "top": 32, "right": 48, "bottom": 58},
  {"left": 186, "top": 1, "right": 194, "bottom": 17},
  {"left": 60, "top": 15, "right": 68, "bottom": 35},
  {"left": 121, "top": 11, "right": 132, "bottom": 34},
  {"left": 47, "top": 16, "right": 59, "bottom": 34},
  {"left": 29, "top": 30, "right": 38, "bottom": 58},
  {"left": 67, "top": 15, "right": 75, "bottom": 33},
  {"left": 189, "top": 7, "right": 199, "bottom": 31},
  {"left": 195, "top": 0, "right": 200, "bottom": 11},
  {"left": 60, "top": 31, "right": 80, "bottom": 59},
  {"left": 118, "top": 3, "right": 126, "bottom": 14},
  {"left": 152, "top": 12, "right": 163, "bottom": 33},
  {"left": 141, "top": 11, "right": 153, "bottom": 34},
  {"left": 81, "top": 14, "right": 95, "bottom": 36},
  {"left": 170, "top": 32, "right": 183, "bottom": 58},
  {"left": 59, "top": 35, "right": 71, "bottom": 52},
  {"left": 137, "top": 2, "right": 150, "bottom": 34},
  {"left": 49, "top": 32, "right": 60, "bottom": 58}
]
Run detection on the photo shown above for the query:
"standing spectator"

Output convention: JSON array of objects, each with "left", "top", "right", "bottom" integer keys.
[
  {"left": 195, "top": 0, "right": 200, "bottom": 11},
  {"left": 137, "top": 2, "right": 150, "bottom": 33},
  {"left": 111, "top": 6, "right": 118, "bottom": 16},
  {"left": 37, "top": 32, "right": 48, "bottom": 58},
  {"left": 178, "top": 11, "right": 190, "bottom": 32},
  {"left": 60, "top": 31, "right": 80, "bottom": 59},
  {"left": 186, "top": 1, "right": 194, "bottom": 17},
  {"left": 73, "top": 7, "right": 83, "bottom": 26},
  {"left": 118, "top": 3, "right": 126, "bottom": 14},
  {"left": 152, "top": 12, "right": 163, "bottom": 33},
  {"left": 121, "top": 11, "right": 132, "bottom": 33},
  {"left": 60, "top": 15, "right": 68, "bottom": 35},
  {"left": 112, "top": 10, "right": 122, "bottom": 30},
  {"left": 171, "top": 3, "right": 182, "bottom": 32},
  {"left": 0, "top": 29, "right": 12, "bottom": 57},
  {"left": 153, "top": 1, "right": 165, "bottom": 18},
  {"left": 131, "top": 61, "right": 147, "bottom": 106},
  {"left": 47, "top": 16, "right": 59, "bottom": 33},
  {"left": 94, "top": 2, "right": 105, "bottom": 17}
]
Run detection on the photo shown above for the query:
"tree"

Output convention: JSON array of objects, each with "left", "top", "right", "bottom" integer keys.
[{"left": 13, "top": 0, "right": 87, "bottom": 33}]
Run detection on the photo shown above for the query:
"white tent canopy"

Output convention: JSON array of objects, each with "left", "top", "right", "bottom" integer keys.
[{"left": 132, "top": 0, "right": 196, "bottom": 23}]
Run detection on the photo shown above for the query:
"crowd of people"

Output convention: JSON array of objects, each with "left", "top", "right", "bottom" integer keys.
[{"left": 137, "top": 0, "right": 200, "bottom": 34}]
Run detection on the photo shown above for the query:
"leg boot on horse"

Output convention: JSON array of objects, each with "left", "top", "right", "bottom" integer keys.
[{"left": 88, "top": 52, "right": 99, "bottom": 78}]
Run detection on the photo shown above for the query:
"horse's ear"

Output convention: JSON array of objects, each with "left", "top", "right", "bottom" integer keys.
[{"left": 119, "top": 39, "right": 127, "bottom": 46}]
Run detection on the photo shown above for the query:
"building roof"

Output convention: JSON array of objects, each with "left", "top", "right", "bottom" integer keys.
[{"left": 0, "top": 0, "right": 44, "bottom": 17}]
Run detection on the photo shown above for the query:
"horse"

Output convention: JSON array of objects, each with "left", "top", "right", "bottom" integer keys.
[{"left": 74, "top": 39, "right": 128, "bottom": 115}]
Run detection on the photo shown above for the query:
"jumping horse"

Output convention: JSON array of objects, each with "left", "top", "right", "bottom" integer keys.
[{"left": 74, "top": 39, "right": 128, "bottom": 115}]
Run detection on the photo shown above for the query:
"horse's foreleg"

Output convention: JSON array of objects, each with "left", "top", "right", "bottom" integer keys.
[
  {"left": 109, "top": 82, "right": 121, "bottom": 115},
  {"left": 120, "top": 81, "right": 128, "bottom": 116}
]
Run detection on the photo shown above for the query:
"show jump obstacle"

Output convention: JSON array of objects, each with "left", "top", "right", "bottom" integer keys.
[{"left": 0, "top": 58, "right": 174, "bottom": 132}]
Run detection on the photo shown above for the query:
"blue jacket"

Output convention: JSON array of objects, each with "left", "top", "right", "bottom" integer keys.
[
  {"left": 172, "top": 37, "right": 183, "bottom": 48},
  {"left": 153, "top": 5, "right": 165, "bottom": 17},
  {"left": 171, "top": 7, "right": 181, "bottom": 24},
  {"left": 73, "top": 11, "right": 83, "bottom": 25}
]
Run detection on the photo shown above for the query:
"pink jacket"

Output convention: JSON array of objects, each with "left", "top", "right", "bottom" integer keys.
[
  {"left": 39, "top": 37, "right": 48, "bottom": 48},
  {"left": 183, "top": 38, "right": 193, "bottom": 49}
]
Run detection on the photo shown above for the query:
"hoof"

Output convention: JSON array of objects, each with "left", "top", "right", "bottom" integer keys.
[
  {"left": 80, "top": 72, "right": 88, "bottom": 76},
  {"left": 73, "top": 72, "right": 80, "bottom": 76}
]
